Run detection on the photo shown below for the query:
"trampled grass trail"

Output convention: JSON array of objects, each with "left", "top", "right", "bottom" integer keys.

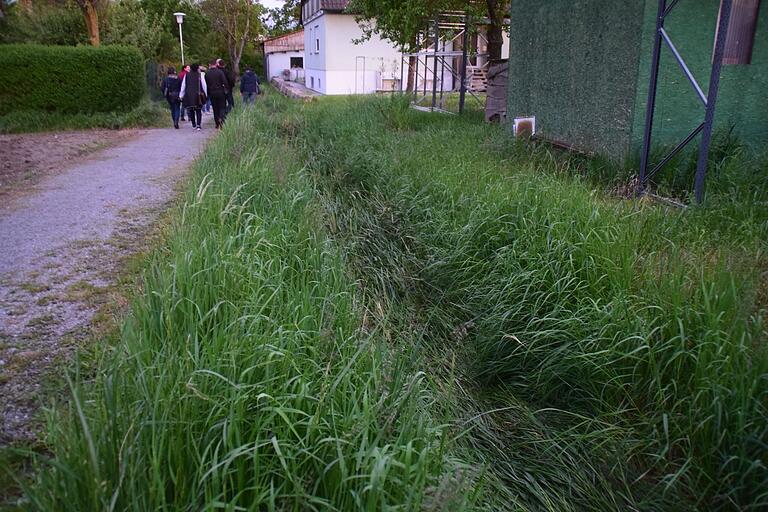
[
  {"left": 20, "top": 93, "right": 768, "bottom": 511},
  {"left": 23, "top": 103, "right": 477, "bottom": 510},
  {"left": 292, "top": 95, "right": 767, "bottom": 510}
]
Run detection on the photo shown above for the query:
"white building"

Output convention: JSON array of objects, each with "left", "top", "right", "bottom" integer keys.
[
  {"left": 299, "top": 0, "right": 511, "bottom": 97},
  {"left": 300, "top": 0, "right": 402, "bottom": 95},
  {"left": 264, "top": 30, "right": 305, "bottom": 82}
]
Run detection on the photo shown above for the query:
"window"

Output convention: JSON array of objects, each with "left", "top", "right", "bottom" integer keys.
[
  {"left": 315, "top": 25, "right": 320, "bottom": 53},
  {"left": 318, "top": 78, "right": 321, "bottom": 90},
  {"left": 290, "top": 57, "right": 304, "bottom": 69},
  {"left": 310, "top": 76, "right": 315, "bottom": 88},
  {"left": 717, "top": 0, "right": 760, "bottom": 65}
]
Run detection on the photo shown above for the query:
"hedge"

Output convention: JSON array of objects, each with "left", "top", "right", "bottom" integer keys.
[{"left": 0, "top": 44, "right": 146, "bottom": 115}]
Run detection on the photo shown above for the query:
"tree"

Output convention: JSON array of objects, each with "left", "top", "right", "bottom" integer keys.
[
  {"left": 202, "top": 0, "right": 264, "bottom": 75},
  {"left": 0, "top": 1, "right": 88, "bottom": 45},
  {"left": 267, "top": 0, "right": 300, "bottom": 36},
  {"left": 83, "top": 1, "right": 100, "bottom": 45},
  {"left": 104, "top": 0, "right": 163, "bottom": 59},
  {"left": 483, "top": 0, "right": 506, "bottom": 61},
  {"left": 74, "top": 0, "right": 100, "bottom": 46},
  {"left": 140, "top": 0, "right": 213, "bottom": 65}
]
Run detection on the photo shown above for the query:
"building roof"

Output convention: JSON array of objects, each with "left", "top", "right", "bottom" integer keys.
[
  {"left": 264, "top": 29, "right": 304, "bottom": 54},
  {"left": 319, "top": 0, "right": 349, "bottom": 10},
  {"left": 301, "top": 0, "right": 350, "bottom": 23}
]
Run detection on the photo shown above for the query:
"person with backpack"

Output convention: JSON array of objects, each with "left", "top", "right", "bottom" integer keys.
[
  {"left": 240, "top": 65, "right": 260, "bottom": 106},
  {"left": 179, "top": 63, "right": 207, "bottom": 131},
  {"left": 161, "top": 67, "right": 182, "bottom": 129}
]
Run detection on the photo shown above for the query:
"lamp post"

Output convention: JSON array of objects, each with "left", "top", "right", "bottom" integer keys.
[{"left": 174, "top": 12, "right": 186, "bottom": 65}]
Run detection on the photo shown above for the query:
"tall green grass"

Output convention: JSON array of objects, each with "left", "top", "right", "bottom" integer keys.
[
  {"left": 292, "top": 95, "right": 768, "bottom": 510},
  {"left": 21, "top": 92, "right": 767, "bottom": 511},
  {"left": 23, "top": 105, "right": 477, "bottom": 510}
]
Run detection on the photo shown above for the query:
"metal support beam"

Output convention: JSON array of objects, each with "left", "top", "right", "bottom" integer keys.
[
  {"left": 400, "top": 11, "right": 487, "bottom": 114},
  {"left": 646, "top": 122, "right": 705, "bottom": 182},
  {"left": 459, "top": 14, "right": 470, "bottom": 114},
  {"left": 637, "top": 0, "right": 732, "bottom": 203},
  {"left": 694, "top": 0, "right": 732, "bottom": 204},
  {"left": 638, "top": 0, "right": 666, "bottom": 193},
  {"left": 431, "top": 16, "right": 440, "bottom": 109},
  {"left": 660, "top": 27, "right": 708, "bottom": 106}
]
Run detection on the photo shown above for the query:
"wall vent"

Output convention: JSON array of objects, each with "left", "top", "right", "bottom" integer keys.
[{"left": 513, "top": 117, "right": 536, "bottom": 138}]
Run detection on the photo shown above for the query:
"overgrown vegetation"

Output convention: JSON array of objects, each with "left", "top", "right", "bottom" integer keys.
[
  {"left": 292, "top": 96, "right": 768, "bottom": 510},
  {"left": 16, "top": 94, "right": 767, "bottom": 511},
  {"left": 21, "top": 103, "right": 476, "bottom": 510}
]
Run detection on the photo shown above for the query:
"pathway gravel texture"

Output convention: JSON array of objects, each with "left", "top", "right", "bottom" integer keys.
[{"left": 0, "top": 119, "right": 214, "bottom": 445}]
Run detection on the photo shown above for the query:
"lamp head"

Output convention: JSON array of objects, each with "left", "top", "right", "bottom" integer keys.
[{"left": 174, "top": 12, "right": 186, "bottom": 24}]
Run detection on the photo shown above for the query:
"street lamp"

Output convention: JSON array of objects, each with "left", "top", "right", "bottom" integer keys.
[{"left": 174, "top": 12, "right": 186, "bottom": 65}]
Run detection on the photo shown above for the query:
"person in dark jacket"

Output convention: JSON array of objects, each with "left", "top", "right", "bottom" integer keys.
[
  {"left": 240, "top": 66, "right": 260, "bottom": 105},
  {"left": 179, "top": 63, "right": 207, "bottom": 131},
  {"left": 217, "top": 58, "right": 236, "bottom": 113},
  {"left": 205, "top": 60, "right": 230, "bottom": 129},
  {"left": 161, "top": 67, "right": 182, "bottom": 129}
]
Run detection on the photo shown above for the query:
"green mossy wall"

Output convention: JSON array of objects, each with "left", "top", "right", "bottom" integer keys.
[
  {"left": 630, "top": 1, "right": 768, "bottom": 155},
  {"left": 506, "top": 0, "right": 646, "bottom": 159},
  {"left": 507, "top": 1, "right": 768, "bottom": 160}
]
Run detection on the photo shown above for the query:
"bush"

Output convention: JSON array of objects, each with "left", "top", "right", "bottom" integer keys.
[{"left": 0, "top": 44, "right": 146, "bottom": 115}]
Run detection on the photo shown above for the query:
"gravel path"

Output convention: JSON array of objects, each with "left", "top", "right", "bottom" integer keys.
[{"left": 0, "top": 119, "right": 215, "bottom": 445}]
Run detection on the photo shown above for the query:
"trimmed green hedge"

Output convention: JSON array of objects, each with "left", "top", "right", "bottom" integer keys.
[{"left": 0, "top": 44, "right": 146, "bottom": 114}]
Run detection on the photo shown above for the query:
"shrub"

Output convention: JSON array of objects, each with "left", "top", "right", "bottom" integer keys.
[{"left": 0, "top": 44, "right": 146, "bottom": 114}]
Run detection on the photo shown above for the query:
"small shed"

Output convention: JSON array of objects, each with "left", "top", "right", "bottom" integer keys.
[
  {"left": 506, "top": 0, "right": 766, "bottom": 161},
  {"left": 264, "top": 30, "right": 305, "bottom": 82}
]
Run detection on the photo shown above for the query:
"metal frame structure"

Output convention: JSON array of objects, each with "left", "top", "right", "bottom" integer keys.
[
  {"left": 399, "top": 12, "right": 489, "bottom": 114},
  {"left": 638, "top": 0, "right": 733, "bottom": 204}
]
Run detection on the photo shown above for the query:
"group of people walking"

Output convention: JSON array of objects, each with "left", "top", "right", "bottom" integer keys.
[{"left": 161, "top": 59, "right": 262, "bottom": 131}]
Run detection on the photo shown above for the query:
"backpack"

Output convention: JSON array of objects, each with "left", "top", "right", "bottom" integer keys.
[{"left": 163, "top": 76, "right": 181, "bottom": 100}]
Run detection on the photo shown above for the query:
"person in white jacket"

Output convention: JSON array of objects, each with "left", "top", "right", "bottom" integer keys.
[{"left": 179, "top": 63, "right": 208, "bottom": 131}]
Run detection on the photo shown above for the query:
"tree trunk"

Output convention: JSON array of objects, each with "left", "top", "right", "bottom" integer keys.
[
  {"left": 406, "top": 55, "right": 416, "bottom": 92},
  {"left": 228, "top": 31, "right": 246, "bottom": 77},
  {"left": 78, "top": 0, "right": 100, "bottom": 46},
  {"left": 486, "top": 0, "right": 504, "bottom": 61},
  {"left": 230, "top": 42, "right": 243, "bottom": 77}
]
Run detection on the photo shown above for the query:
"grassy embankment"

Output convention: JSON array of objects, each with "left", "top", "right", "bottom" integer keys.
[
  {"left": 20, "top": 101, "right": 477, "bottom": 510},
  {"left": 0, "top": 99, "right": 166, "bottom": 134},
  {"left": 290, "top": 95, "right": 767, "bottom": 510},
  {"left": 16, "top": 93, "right": 767, "bottom": 510}
]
